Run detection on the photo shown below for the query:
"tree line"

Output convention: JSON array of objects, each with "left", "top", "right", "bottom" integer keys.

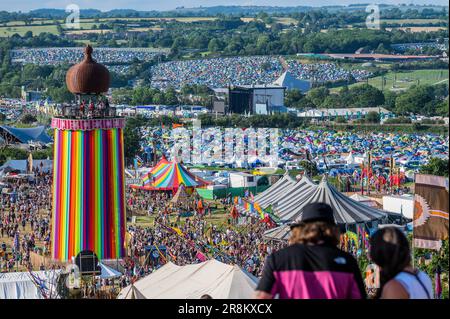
[{"left": 285, "top": 83, "right": 449, "bottom": 117}]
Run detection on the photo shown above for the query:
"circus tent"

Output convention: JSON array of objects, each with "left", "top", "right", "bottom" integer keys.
[
  {"left": 132, "top": 157, "right": 210, "bottom": 192},
  {"left": 252, "top": 173, "right": 297, "bottom": 208},
  {"left": 275, "top": 176, "right": 388, "bottom": 224},
  {"left": 170, "top": 184, "right": 192, "bottom": 206},
  {"left": 249, "top": 173, "right": 318, "bottom": 216},
  {"left": 263, "top": 176, "right": 400, "bottom": 241},
  {"left": 141, "top": 155, "right": 169, "bottom": 186}
]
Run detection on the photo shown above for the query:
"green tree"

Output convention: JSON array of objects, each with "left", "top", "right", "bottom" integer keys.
[
  {"left": 284, "top": 89, "right": 304, "bottom": 108},
  {"left": 299, "top": 160, "right": 318, "bottom": 176},
  {"left": 306, "top": 87, "right": 329, "bottom": 107},
  {"left": 419, "top": 158, "right": 449, "bottom": 177},
  {"left": 395, "top": 85, "right": 435, "bottom": 116},
  {"left": 123, "top": 117, "right": 145, "bottom": 164},
  {"left": 365, "top": 111, "right": 380, "bottom": 123},
  {"left": 47, "top": 86, "right": 73, "bottom": 103},
  {"left": 0, "top": 147, "right": 28, "bottom": 165},
  {"left": 20, "top": 113, "right": 37, "bottom": 124},
  {"left": 164, "top": 87, "right": 178, "bottom": 105},
  {"left": 207, "top": 38, "right": 223, "bottom": 52},
  {"left": 348, "top": 84, "right": 385, "bottom": 108}
]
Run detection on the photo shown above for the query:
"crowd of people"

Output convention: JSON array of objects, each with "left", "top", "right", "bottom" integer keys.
[
  {"left": 150, "top": 56, "right": 373, "bottom": 89},
  {"left": 0, "top": 168, "right": 52, "bottom": 272},
  {"left": 10, "top": 47, "right": 165, "bottom": 70},
  {"left": 150, "top": 56, "right": 283, "bottom": 89},
  {"left": 11, "top": 48, "right": 373, "bottom": 88},
  {"left": 286, "top": 61, "right": 372, "bottom": 82},
  {"left": 126, "top": 203, "right": 283, "bottom": 279},
  {"left": 391, "top": 41, "right": 448, "bottom": 53},
  {"left": 0, "top": 163, "right": 441, "bottom": 299}
]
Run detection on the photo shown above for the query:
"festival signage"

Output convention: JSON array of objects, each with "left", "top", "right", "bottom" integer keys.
[
  {"left": 413, "top": 174, "right": 449, "bottom": 250},
  {"left": 51, "top": 118, "right": 126, "bottom": 130}
]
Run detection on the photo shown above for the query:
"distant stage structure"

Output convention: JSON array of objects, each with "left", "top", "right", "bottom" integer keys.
[{"left": 51, "top": 45, "right": 126, "bottom": 261}]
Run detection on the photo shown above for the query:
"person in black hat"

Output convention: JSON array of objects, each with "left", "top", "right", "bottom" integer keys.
[{"left": 255, "top": 202, "right": 366, "bottom": 299}]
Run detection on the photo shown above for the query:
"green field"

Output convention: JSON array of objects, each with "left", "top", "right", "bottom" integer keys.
[
  {"left": 381, "top": 18, "right": 447, "bottom": 25},
  {"left": 0, "top": 25, "right": 59, "bottom": 37},
  {"left": 0, "top": 15, "right": 300, "bottom": 37},
  {"left": 333, "top": 69, "right": 449, "bottom": 92}
]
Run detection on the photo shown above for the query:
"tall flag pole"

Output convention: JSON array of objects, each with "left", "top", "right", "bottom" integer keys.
[
  {"left": 367, "top": 151, "right": 372, "bottom": 195},
  {"left": 389, "top": 154, "right": 394, "bottom": 195},
  {"left": 361, "top": 156, "right": 365, "bottom": 196}
]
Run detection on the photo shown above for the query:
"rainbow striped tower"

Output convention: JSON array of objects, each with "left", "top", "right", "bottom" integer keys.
[{"left": 51, "top": 45, "right": 126, "bottom": 261}]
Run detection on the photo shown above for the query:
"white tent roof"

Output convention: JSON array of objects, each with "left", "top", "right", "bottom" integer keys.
[
  {"left": 253, "top": 173, "right": 297, "bottom": 208},
  {"left": 98, "top": 263, "right": 122, "bottom": 279},
  {"left": 258, "top": 175, "right": 390, "bottom": 233},
  {"left": 252, "top": 174, "right": 318, "bottom": 217},
  {"left": 121, "top": 285, "right": 147, "bottom": 299},
  {"left": 117, "top": 259, "right": 257, "bottom": 299},
  {"left": 263, "top": 225, "right": 292, "bottom": 242},
  {"left": 277, "top": 176, "right": 387, "bottom": 224},
  {"left": 349, "top": 194, "right": 378, "bottom": 207},
  {"left": 345, "top": 153, "right": 355, "bottom": 165},
  {"left": 0, "top": 270, "right": 61, "bottom": 299},
  {"left": 273, "top": 71, "right": 311, "bottom": 92}
]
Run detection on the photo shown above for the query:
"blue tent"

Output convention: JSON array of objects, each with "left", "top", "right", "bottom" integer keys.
[
  {"left": 0, "top": 126, "right": 52, "bottom": 144},
  {"left": 0, "top": 159, "right": 53, "bottom": 174}
]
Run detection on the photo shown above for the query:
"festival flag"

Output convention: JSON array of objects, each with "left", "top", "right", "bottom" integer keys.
[
  {"left": 248, "top": 201, "right": 255, "bottom": 214},
  {"left": 196, "top": 251, "right": 207, "bottom": 262},
  {"left": 13, "top": 232, "right": 20, "bottom": 251},
  {"left": 134, "top": 158, "right": 139, "bottom": 178},
  {"left": 220, "top": 239, "right": 229, "bottom": 246},
  {"left": 389, "top": 154, "right": 395, "bottom": 189},
  {"left": 413, "top": 174, "right": 449, "bottom": 250},
  {"left": 265, "top": 205, "right": 280, "bottom": 224},
  {"left": 27, "top": 153, "right": 33, "bottom": 174},
  {"left": 254, "top": 202, "right": 264, "bottom": 219},
  {"left": 197, "top": 199, "right": 204, "bottom": 213},
  {"left": 230, "top": 205, "right": 239, "bottom": 219},
  {"left": 167, "top": 249, "right": 177, "bottom": 261},
  {"left": 135, "top": 156, "right": 144, "bottom": 166},
  {"left": 171, "top": 227, "right": 183, "bottom": 236},
  {"left": 435, "top": 267, "right": 442, "bottom": 299}
]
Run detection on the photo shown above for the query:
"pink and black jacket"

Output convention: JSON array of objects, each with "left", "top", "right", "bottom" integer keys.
[{"left": 257, "top": 243, "right": 367, "bottom": 299}]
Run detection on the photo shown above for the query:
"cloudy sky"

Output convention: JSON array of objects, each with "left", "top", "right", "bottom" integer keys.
[{"left": 1, "top": 0, "right": 448, "bottom": 12}]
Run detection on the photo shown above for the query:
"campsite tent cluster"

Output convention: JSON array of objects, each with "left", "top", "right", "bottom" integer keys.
[
  {"left": 132, "top": 156, "right": 210, "bottom": 193},
  {"left": 245, "top": 173, "right": 399, "bottom": 241}
]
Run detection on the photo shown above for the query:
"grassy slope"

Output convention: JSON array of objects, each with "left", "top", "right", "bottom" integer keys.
[{"left": 332, "top": 69, "right": 449, "bottom": 93}]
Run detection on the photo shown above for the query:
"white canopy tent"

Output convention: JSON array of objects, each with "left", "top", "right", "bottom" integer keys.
[
  {"left": 117, "top": 259, "right": 258, "bottom": 299},
  {"left": 0, "top": 270, "right": 61, "bottom": 299}
]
